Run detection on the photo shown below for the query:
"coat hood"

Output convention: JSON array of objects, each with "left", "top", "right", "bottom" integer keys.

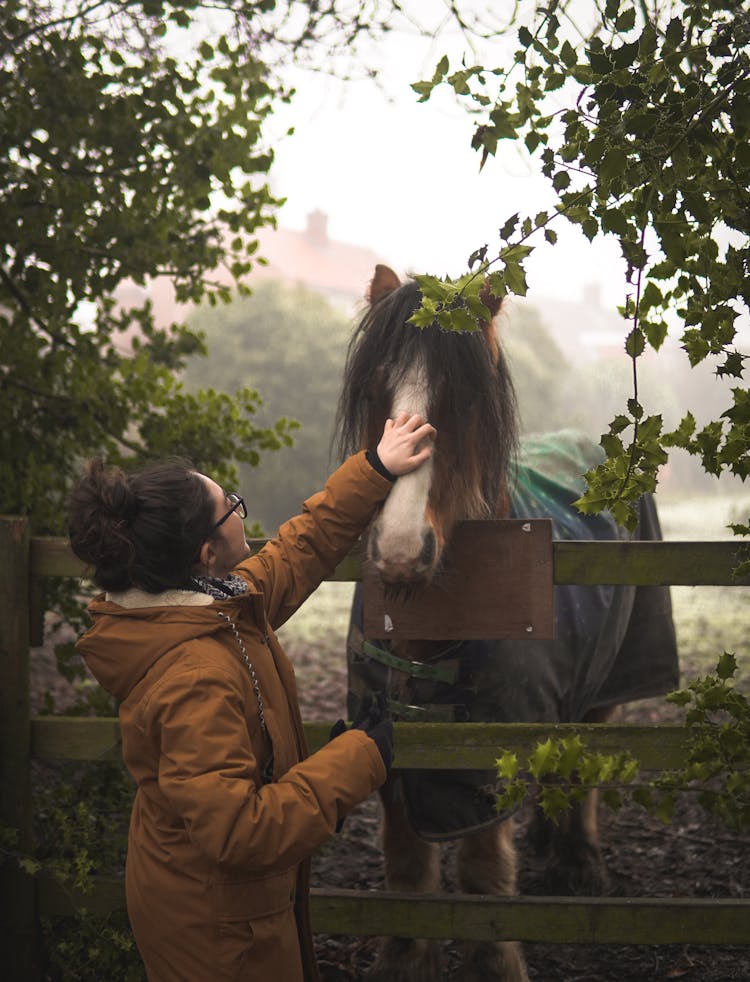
[{"left": 77, "top": 587, "right": 253, "bottom": 701}]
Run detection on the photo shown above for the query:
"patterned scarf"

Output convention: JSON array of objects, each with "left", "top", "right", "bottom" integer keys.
[{"left": 189, "top": 573, "right": 248, "bottom": 601}]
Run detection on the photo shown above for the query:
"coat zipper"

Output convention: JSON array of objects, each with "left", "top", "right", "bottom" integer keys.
[{"left": 215, "top": 610, "right": 268, "bottom": 738}]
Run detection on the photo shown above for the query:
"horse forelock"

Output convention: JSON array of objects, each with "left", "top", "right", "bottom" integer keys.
[{"left": 335, "top": 281, "right": 426, "bottom": 459}]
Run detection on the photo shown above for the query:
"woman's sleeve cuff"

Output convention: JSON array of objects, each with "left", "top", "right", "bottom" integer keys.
[{"left": 365, "top": 449, "right": 397, "bottom": 483}]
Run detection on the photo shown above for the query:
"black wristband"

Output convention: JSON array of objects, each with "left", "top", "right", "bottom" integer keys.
[{"left": 366, "top": 449, "right": 397, "bottom": 483}]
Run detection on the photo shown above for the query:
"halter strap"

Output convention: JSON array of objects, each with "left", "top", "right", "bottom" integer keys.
[{"left": 362, "top": 640, "right": 461, "bottom": 684}]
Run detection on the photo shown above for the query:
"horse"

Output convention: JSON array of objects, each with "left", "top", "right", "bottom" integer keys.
[{"left": 334, "top": 264, "right": 679, "bottom": 982}]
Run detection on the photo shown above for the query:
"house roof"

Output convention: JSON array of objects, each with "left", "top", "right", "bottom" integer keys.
[
  {"left": 250, "top": 210, "right": 385, "bottom": 307},
  {"left": 133, "top": 210, "right": 387, "bottom": 328}
]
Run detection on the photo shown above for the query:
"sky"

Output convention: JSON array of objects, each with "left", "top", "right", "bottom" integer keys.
[{"left": 263, "top": 8, "right": 629, "bottom": 310}]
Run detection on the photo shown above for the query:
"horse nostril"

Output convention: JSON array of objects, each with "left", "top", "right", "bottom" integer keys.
[{"left": 419, "top": 528, "right": 436, "bottom": 570}]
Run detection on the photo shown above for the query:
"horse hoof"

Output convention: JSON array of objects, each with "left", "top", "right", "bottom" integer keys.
[
  {"left": 366, "top": 937, "right": 442, "bottom": 982},
  {"left": 462, "top": 940, "right": 529, "bottom": 982}
]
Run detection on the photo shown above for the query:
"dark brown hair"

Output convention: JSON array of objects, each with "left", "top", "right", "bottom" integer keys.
[{"left": 67, "top": 457, "right": 215, "bottom": 593}]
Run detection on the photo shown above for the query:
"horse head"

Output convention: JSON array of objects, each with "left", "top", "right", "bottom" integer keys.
[{"left": 337, "top": 264, "right": 518, "bottom": 588}]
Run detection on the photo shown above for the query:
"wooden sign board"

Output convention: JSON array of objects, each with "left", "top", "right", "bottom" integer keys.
[{"left": 362, "top": 519, "right": 554, "bottom": 640}]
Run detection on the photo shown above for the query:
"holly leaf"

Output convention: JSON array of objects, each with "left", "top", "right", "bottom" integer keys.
[
  {"left": 716, "top": 652, "right": 738, "bottom": 681},
  {"left": 540, "top": 786, "right": 572, "bottom": 820},
  {"left": 495, "top": 751, "right": 520, "bottom": 780},
  {"left": 528, "top": 738, "right": 559, "bottom": 778}
]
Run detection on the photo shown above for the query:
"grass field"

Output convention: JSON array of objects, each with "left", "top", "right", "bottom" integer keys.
[{"left": 659, "top": 489, "right": 750, "bottom": 688}]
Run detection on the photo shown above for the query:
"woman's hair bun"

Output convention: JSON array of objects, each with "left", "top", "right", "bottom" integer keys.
[
  {"left": 67, "top": 458, "right": 137, "bottom": 588},
  {"left": 76, "top": 458, "right": 135, "bottom": 520}
]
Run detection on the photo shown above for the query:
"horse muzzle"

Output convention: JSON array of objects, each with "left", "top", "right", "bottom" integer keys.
[{"left": 368, "top": 523, "right": 438, "bottom": 587}]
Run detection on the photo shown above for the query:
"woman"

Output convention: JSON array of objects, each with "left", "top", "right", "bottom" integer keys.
[{"left": 68, "top": 412, "right": 435, "bottom": 982}]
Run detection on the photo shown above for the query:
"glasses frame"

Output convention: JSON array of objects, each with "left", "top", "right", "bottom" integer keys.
[{"left": 205, "top": 491, "right": 247, "bottom": 539}]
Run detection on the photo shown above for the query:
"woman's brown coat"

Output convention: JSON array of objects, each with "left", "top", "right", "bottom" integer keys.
[{"left": 77, "top": 453, "right": 392, "bottom": 982}]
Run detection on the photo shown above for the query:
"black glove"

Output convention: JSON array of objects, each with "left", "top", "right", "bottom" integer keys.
[
  {"left": 360, "top": 718, "right": 393, "bottom": 772},
  {"left": 328, "top": 718, "right": 347, "bottom": 741},
  {"left": 352, "top": 692, "right": 394, "bottom": 773},
  {"left": 329, "top": 694, "right": 394, "bottom": 771}
]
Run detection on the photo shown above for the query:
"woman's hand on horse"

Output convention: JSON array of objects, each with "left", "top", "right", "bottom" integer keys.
[{"left": 377, "top": 412, "right": 436, "bottom": 476}]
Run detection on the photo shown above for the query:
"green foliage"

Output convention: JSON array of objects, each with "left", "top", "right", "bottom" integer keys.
[
  {"left": 33, "top": 762, "right": 132, "bottom": 890},
  {"left": 183, "top": 280, "right": 354, "bottom": 531},
  {"left": 409, "top": 272, "right": 494, "bottom": 332},
  {"left": 2, "top": 761, "right": 143, "bottom": 979},
  {"left": 660, "top": 652, "right": 750, "bottom": 830},
  {"left": 574, "top": 410, "right": 668, "bottom": 529},
  {"left": 0, "top": 0, "right": 301, "bottom": 542},
  {"left": 495, "top": 653, "right": 750, "bottom": 832},
  {"left": 496, "top": 734, "right": 639, "bottom": 820},
  {"left": 411, "top": 1, "right": 750, "bottom": 527},
  {"left": 44, "top": 909, "right": 145, "bottom": 982}
]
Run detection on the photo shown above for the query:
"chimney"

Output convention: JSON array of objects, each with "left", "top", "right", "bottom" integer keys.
[
  {"left": 305, "top": 210, "right": 329, "bottom": 249},
  {"left": 583, "top": 282, "right": 601, "bottom": 308}
]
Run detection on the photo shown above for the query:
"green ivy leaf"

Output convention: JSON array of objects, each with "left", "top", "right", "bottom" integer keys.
[
  {"left": 716, "top": 651, "right": 738, "bottom": 681},
  {"left": 528, "top": 738, "right": 559, "bottom": 778},
  {"left": 408, "top": 301, "right": 439, "bottom": 329},
  {"left": 625, "top": 327, "right": 646, "bottom": 357},
  {"left": 557, "top": 735, "right": 585, "bottom": 779},
  {"left": 655, "top": 792, "right": 676, "bottom": 825},
  {"left": 499, "top": 213, "right": 520, "bottom": 240},
  {"left": 539, "top": 786, "right": 572, "bottom": 820},
  {"left": 19, "top": 857, "right": 43, "bottom": 877},
  {"left": 496, "top": 751, "right": 520, "bottom": 780},
  {"left": 600, "top": 147, "right": 628, "bottom": 182},
  {"left": 559, "top": 40, "right": 577, "bottom": 68},
  {"left": 666, "top": 689, "right": 693, "bottom": 706}
]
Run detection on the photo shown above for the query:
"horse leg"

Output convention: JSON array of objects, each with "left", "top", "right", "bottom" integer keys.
[
  {"left": 366, "top": 774, "right": 443, "bottom": 982},
  {"left": 530, "top": 705, "right": 612, "bottom": 895},
  {"left": 456, "top": 820, "right": 529, "bottom": 982}
]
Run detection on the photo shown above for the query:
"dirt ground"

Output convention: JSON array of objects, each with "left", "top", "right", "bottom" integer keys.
[{"left": 282, "top": 638, "right": 750, "bottom": 982}]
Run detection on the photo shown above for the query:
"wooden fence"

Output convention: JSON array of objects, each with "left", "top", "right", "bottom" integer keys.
[{"left": 2, "top": 514, "right": 750, "bottom": 978}]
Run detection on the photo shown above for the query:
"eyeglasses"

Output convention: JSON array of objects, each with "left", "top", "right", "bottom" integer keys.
[{"left": 205, "top": 492, "right": 247, "bottom": 538}]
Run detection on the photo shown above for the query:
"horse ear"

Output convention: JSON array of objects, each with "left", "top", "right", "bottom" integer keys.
[
  {"left": 479, "top": 280, "right": 504, "bottom": 320},
  {"left": 479, "top": 280, "right": 504, "bottom": 363},
  {"left": 368, "top": 264, "right": 401, "bottom": 305}
]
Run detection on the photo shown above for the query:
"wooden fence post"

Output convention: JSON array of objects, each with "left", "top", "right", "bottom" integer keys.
[{"left": 0, "top": 516, "right": 43, "bottom": 980}]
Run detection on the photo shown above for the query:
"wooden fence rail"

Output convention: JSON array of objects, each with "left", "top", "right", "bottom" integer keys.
[{"left": 2, "top": 518, "right": 749, "bottom": 980}]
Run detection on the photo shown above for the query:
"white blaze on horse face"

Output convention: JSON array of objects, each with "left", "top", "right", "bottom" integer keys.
[{"left": 371, "top": 359, "right": 436, "bottom": 582}]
